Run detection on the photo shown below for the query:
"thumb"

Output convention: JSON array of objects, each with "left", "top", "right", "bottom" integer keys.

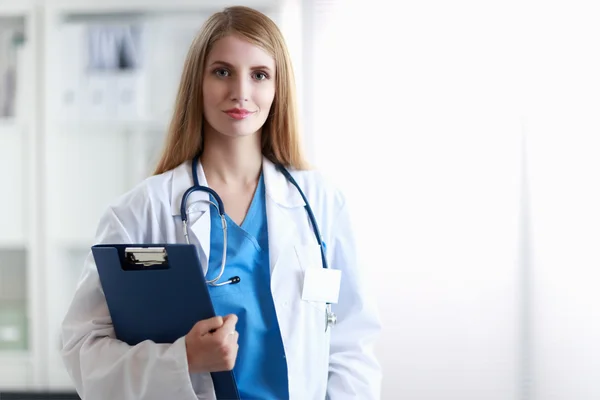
[
  {"left": 222, "top": 314, "right": 238, "bottom": 324},
  {"left": 196, "top": 316, "right": 225, "bottom": 335}
]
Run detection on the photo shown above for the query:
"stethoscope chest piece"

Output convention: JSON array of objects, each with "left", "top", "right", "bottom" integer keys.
[{"left": 325, "top": 304, "right": 337, "bottom": 332}]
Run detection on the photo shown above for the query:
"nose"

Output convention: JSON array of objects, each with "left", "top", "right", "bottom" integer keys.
[{"left": 229, "top": 74, "right": 249, "bottom": 103}]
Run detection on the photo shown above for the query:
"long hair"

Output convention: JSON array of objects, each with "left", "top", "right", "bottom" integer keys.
[{"left": 153, "top": 6, "right": 308, "bottom": 175}]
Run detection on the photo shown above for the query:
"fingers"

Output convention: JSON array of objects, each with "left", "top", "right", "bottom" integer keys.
[
  {"left": 196, "top": 316, "right": 224, "bottom": 335},
  {"left": 229, "top": 330, "right": 239, "bottom": 343},
  {"left": 186, "top": 314, "right": 239, "bottom": 374},
  {"left": 214, "top": 314, "right": 238, "bottom": 341}
]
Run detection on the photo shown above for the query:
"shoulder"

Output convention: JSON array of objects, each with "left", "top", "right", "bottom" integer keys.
[
  {"left": 96, "top": 165, "right": 179, "bottom": 242},
  {"left": 108, "top": 169, "right": 174, "bottom": 215}
]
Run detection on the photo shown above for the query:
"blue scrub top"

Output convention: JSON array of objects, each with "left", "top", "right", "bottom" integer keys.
[{"left": 207, "top": 173, "right": 289, "bottom": 399}]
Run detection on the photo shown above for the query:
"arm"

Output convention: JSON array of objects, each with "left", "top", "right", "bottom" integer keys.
[
  {"left": 326, "top": 200, "right": 382, "bottom": 399},
  {"left": 60, "top": 207, "right": 198, "bottom": 400}
]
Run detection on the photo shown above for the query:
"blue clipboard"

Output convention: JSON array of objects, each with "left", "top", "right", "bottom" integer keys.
[{"left": 91, "top": 243, "right": 240, "bottom": 400}]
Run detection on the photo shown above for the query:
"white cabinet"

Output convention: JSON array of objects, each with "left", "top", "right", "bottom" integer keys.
[
  {"left": 0, "top": 0, "right": 299, "bottom": 392},
  {"left": 0, "top": 2, "right": 40, "bottom": 390}
]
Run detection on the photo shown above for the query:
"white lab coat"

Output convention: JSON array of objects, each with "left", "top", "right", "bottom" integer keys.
[{"left": 61, "top": 157, "right": 382, "bottom": 400}]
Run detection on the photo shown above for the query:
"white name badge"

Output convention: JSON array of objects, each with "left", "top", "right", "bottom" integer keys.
[{"left": 302, "top": 268, "right": 342, "bottom": 304}]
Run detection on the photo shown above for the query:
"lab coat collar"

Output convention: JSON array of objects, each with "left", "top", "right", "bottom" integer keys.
[
  {"left": 169, "top": 156, "right": 306, "bottom": 217},
  {"left": 169, "top": 156, "right": 306, "bottom": 276},
  {"left": 170, "top": 160, "right": 210, "bottom": 217},
  {"left": 262, "top": 157, "right": 306, "bottom": 208}
]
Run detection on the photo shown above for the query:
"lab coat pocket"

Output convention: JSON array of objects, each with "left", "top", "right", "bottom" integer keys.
[{"left": 294, "top": 243, "right": 326, "bottom": 312}]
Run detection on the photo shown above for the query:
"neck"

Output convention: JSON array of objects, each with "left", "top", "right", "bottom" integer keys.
[{"left": 201, "top": 130, "right": 263, "bottom": 186}]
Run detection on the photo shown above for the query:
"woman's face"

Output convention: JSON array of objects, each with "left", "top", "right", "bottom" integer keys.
[{"left": 202, "top": 34, "right": 276, "bottom": 139}]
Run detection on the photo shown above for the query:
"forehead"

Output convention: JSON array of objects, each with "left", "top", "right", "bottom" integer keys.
[{"left": 206, "top": 35, "right": 275, "bottom": 69}]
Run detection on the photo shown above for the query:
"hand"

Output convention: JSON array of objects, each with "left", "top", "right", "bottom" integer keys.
[{"left": 185, "top": 314, "right": 239, "bottom": 374}]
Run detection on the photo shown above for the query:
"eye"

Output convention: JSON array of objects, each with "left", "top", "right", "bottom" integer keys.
[
  {"left": 253, "top": 71, "right": 269, "bottom": 81},
  {"left": 214, "top": 68, "right": 230, "bottom": 78}
]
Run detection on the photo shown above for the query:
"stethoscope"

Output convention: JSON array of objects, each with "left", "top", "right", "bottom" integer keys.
[{"left": 180, "top": 155, "right": 337, "bottom": 332}]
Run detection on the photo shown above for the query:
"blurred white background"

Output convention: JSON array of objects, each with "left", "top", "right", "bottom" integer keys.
[{"left": 0, "top": 0, "right": 599, "bottom": 399}]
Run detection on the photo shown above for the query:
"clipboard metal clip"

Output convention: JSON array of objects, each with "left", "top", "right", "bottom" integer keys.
[{"left": 125, "top": 247, "right": 168, "bottom": 267}]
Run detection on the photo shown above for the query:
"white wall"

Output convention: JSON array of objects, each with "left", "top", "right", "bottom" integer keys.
[
  {"left": 516, "top": 5, "right": 600, "bottom": 396},
  {"left": 310, "top": 1, "right": 522, "bottom": 398},
  {"left": 308, "top": 0, "right": 600, "bottom": 399}
]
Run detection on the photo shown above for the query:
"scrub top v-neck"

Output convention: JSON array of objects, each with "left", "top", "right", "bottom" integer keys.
[{"left": 206, "top": 173, "right": 289, "bottom": 399}]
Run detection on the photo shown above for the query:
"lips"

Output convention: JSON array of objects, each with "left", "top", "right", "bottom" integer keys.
[{"left": 224, "top": 108, "right": 254, "bottom": 120}]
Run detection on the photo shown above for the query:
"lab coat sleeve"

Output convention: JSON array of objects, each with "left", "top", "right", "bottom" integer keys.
[
  {"left": 60, "top": 206, "right": 198, "bottom": 400},
  {"left": 326, "top": 200, "right": 382, "bottom": 400}
]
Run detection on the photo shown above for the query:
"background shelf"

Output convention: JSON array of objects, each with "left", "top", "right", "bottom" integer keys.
[
  {"left": 0, "top": 248, "right": 29, "bottom": 352},
  {"left": 0, "top": 0, "right": 296, "bottom": 392}
]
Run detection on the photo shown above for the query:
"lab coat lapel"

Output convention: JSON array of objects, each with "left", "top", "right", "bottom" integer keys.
[
  {"left": 262, "top": 158, "right": 306, "bottom": 286},
  {"left": 170, "top": 160, "right": 211, "bottom": 275},
  {"left": 189, "top": 210, "right": 211, "bottom": 276}
]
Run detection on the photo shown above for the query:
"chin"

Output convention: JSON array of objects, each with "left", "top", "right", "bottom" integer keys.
[
  {"left": 204, "top": 113, "right": 267, "bottom": 138},
  {"left": 216, "top": 118, "right": 265, "bottom": 137},
  {"left": 215, "top": 124, "right": 260, "bottom": 138}
]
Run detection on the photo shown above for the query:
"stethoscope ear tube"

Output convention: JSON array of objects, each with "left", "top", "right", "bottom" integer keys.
[{"left": 181, "top": 185, "right": 225, "bottom": 219}]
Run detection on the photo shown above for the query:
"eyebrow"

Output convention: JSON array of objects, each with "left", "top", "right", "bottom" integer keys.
[{"left": 209, "top": 60, "right": 273, "bottom": 72}]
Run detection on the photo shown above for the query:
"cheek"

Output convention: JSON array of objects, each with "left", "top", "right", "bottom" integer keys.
[
  {"left": 202, "top": 80, "right": 223, "bottom": 108},
  {"left": 258, "top": 86, "right": 276, "bottom": 111}
]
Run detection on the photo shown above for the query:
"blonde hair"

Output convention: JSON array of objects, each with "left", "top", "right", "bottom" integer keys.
[{"left": 153, "top": 6, "right": 308, "bottom": 175}]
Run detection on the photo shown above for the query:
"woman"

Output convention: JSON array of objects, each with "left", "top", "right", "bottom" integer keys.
[{"left": 61, "top": 6, "right": 381, "bottom": 400}]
